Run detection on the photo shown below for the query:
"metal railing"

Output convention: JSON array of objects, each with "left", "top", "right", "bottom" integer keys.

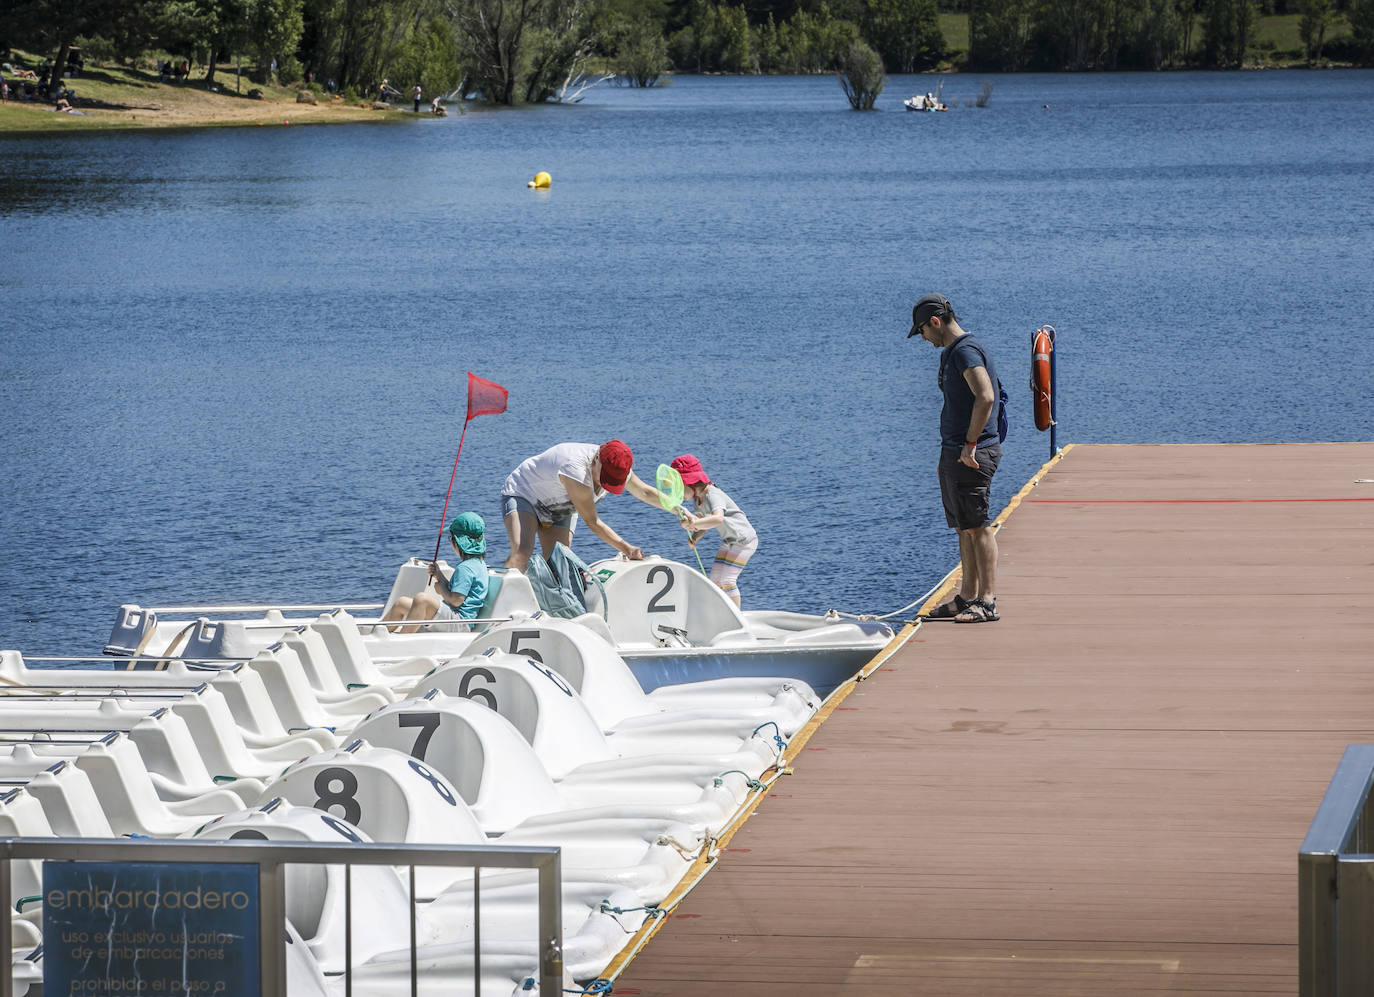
[
  {"left": 1299, "top": 744, "right": 1374, "bottom": 996},
  {"left": 0, "top": 836, "right": 563, "bottom": 997}
]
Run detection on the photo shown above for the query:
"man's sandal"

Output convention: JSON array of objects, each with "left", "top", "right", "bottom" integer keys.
[
  {"left": 922, "top": 594, "right": 969, "bottom": 620},
  {"left": 954, "top": 599, "right": 999, "bottom": 623}
]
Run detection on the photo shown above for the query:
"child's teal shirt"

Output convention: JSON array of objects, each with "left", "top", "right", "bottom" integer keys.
[{"left": 448, "top": 558, "right": 489, "bottom": 619}]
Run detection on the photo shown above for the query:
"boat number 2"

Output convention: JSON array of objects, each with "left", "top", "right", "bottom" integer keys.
[{"left": 646, "top": 565, "right": 676, "bottom": 613}]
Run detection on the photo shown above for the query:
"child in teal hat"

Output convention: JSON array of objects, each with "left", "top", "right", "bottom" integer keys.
[{"left": 382, "top": 512, "right": 489, "bottom": 632}]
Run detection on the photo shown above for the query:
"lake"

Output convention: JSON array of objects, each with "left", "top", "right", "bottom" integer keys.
[{"left": 2, "top": 70, "right": 1373, "bottom": 656}]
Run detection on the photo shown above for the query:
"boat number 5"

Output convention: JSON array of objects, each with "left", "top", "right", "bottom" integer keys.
[
  {"left": 508, "top": 630, "right": 544, "bottom": 662},
  {"left": 646, "top": 565, "right": 676, "bottom": 613}
]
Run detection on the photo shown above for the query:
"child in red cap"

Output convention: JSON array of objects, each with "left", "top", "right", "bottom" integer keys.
[{"left": 670, "top": 455, "right": 758, "bottom": 608}]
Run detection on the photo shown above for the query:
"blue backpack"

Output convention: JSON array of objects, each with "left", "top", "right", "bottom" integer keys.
[{"left": 524, "top": 543, "right": 607, "bottom": 619}]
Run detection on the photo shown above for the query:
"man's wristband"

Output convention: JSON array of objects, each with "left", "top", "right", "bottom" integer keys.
[{"left": 965, "top": 439, "right": 978, "bottom": 447}]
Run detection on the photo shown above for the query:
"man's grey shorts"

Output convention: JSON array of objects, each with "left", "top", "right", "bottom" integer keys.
[
  {"left": 937, "top": 444, "right": 1002, "bottom": 530},
  {"left": 501, "top": 494, "right": 578, "bottom": 533}
]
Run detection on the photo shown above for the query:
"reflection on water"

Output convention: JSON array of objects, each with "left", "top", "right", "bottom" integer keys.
[{"left": 2, "top": 71, "right": 1373, "bottom": 654}]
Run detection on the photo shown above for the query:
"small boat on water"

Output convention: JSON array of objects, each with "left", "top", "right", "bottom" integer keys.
[
  {"left": 2, "top": 554, "right": 906, "bottom": 994},
  {"left": 904, "top": 92, "right": 948, "bottom": 112}
]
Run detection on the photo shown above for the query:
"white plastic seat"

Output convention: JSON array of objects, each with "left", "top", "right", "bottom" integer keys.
[
  {"left": 163, "top": 691, "right": 333, "bottom": 783},
  {"left": 257, "top": 740, "right": 480, "bottom": 897},
  {"left": 190, "top": 801, "right": 413, "bottom": 974},
  {"left": 278, "top": 626, "right": 404, "bottom": 703},
  {"left": 242, "top": 645, "right": 388, "bottom": 735},
  {"left": 73, "top": 732, "right": 247, "bottom": 836},
  {"left": 0, "top": 787, "right": 54, "bottom": 927},
  {"left": 412, "top": 651, "right": 780, "bottom": 780},
  {"left": 0, "top": 653, "right": 321, "bottom": 756},
  {"left": 463, "top": 614, "right": 820, "bottom": 735},
  {"left": 126, "top": 711, "right": 267, "bottom": 804},
  {"left": 586, "top": 555, "right": 749, "bottom": 648},
  {"left": 351, "top": 695, "right": 756, "bottom": 840},
  {"left": 309, "top": 609, "right": 441, "bottom": 686},
  {"left": 23, "top": 759, "right": 116, "bottom": 837}
]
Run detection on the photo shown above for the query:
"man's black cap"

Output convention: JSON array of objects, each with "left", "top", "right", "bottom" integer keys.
[{"left": 907, "top": 293, "right": 954, "bottom": 338}]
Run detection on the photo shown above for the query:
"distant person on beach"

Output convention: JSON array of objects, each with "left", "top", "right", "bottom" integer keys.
[
  {"left": 909, "top": 292, "right": 1004, "bottom": 623},
  {"left": 671, "top": 454, "right": 758, "bottom": 608},
  {"left": 381, "top": 512, "right": 489, "bottom": 633},
  {"left": 501, "top": 441, "right": 662, "bottom": 571},
  {"left": 412, "top": 84, "right": 422, "bottom": 112}
]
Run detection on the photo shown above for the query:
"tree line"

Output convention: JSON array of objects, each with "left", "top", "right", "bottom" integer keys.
[{"left": 3, "top": 0, "right": 1372, "bottom": 107}]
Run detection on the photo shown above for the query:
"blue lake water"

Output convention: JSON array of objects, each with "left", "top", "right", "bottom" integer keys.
[{"left": 3, "top": 71, "right": 1373, "bottom": 656}]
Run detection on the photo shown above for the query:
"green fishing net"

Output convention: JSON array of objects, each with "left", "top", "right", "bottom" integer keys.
[{"left": 656, "top": 463, "right": 684, "bottom": 511}]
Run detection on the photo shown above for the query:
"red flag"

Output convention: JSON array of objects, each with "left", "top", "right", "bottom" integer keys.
[
  {"left": 467, "top": 372, "right": 508, "bottom": 421},
  {"left": 435, "top": 372, "right": 508, "bottom": 560}
]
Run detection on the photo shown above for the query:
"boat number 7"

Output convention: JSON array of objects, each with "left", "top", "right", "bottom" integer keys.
[
  {"left": 646, "top": 564, "right": 676, "bottom": 613},
  {"left": 399, "top": 711, "right": 441, "bottom": 760}
]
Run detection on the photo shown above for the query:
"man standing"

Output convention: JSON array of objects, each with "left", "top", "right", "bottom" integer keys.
[{"left": 909, "top": 292, "right": 1003, "bottom": 623}]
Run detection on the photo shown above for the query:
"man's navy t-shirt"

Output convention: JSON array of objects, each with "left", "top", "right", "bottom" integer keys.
[{"left": 939, "top": 334, "right": 1000, "bottom": 451}]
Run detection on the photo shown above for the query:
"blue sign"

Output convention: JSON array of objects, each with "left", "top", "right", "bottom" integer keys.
[{"left": 42, "top": 861, "right": 260, "bottom": 997}]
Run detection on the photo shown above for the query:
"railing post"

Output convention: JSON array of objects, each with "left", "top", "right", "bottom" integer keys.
[
  {"left": 1300, "top": 849, "right": 1337, "bottom": 997},
  {"left": 259, "top": 858, "right": 287, "bottom": 997},
  {"left": 1, "top": 843, "right": 12, "bottom": 997},
  {"left": 1049, "top": 326, "right": 1059, "bottom": 458},
  {"left": 538, "top": 850, "right": 564, "bottom": 995},
  {"left": 1337, "top": 861, "right": 1374, "bottom": 995},
  {"left": 1299, "top": 745, "right": 1374, "bottom": 997}
]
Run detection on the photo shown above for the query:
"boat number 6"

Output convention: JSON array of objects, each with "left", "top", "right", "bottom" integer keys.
[
  {"left": 459, "top": 666, "right": 498, "bottom": 710},
  {"left": 646, "top": 565, "right": 676, "bottom": 613}
]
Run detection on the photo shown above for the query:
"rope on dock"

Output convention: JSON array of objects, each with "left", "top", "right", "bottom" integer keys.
[{"left": 752, "top": 720, "right": 788, "bottom": 753}]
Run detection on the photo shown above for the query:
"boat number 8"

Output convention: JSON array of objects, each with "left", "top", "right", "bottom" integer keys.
[
  {"left": 311, "top": 761, "right": 456, "bottom": 826},
  {"left": 646, "top": 565, "right": 676, "bottom": 613},
  {"left": 313, "top": 767, "right": 361, "bottom": 825}
]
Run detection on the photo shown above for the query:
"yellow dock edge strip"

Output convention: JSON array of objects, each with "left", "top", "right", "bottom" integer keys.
[{"left": 598, "top": 443, "right": 1075, "bottom": 984}]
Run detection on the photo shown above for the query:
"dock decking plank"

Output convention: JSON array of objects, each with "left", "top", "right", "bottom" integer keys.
[{"left": 613, "top": 443, "right": 1374, "bottom": 995}]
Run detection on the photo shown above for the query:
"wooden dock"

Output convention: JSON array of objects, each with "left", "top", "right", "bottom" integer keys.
[{"left": 611, "top": 442, "right": 1374, "bottom": 996}]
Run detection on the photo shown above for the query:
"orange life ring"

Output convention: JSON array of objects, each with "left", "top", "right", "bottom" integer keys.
[{"left": 1031, "top": 326, "right": 1054, "bottom": 431}]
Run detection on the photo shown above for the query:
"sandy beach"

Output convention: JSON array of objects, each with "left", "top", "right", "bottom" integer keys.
[{"left": 0, "top": 72, "right": 431, "bottom": 132}]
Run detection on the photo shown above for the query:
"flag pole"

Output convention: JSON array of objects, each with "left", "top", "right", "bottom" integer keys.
[{"left": 434, "top": 418, "right": 470, "bottom": 562}]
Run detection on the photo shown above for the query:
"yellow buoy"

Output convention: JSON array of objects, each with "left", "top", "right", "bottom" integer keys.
[{"left": 527, "top": 171, "right": 552, "bottom": 189}]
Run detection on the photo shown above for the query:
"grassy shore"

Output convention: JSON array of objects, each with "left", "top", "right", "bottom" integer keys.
[{"left": 0, "top": 60, "right": 422, "bottom": 134}]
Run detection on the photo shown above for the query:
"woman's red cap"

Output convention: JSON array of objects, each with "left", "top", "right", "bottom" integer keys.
[{"left": 598, "top": 440, "right": 633, "bottom": 493}]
